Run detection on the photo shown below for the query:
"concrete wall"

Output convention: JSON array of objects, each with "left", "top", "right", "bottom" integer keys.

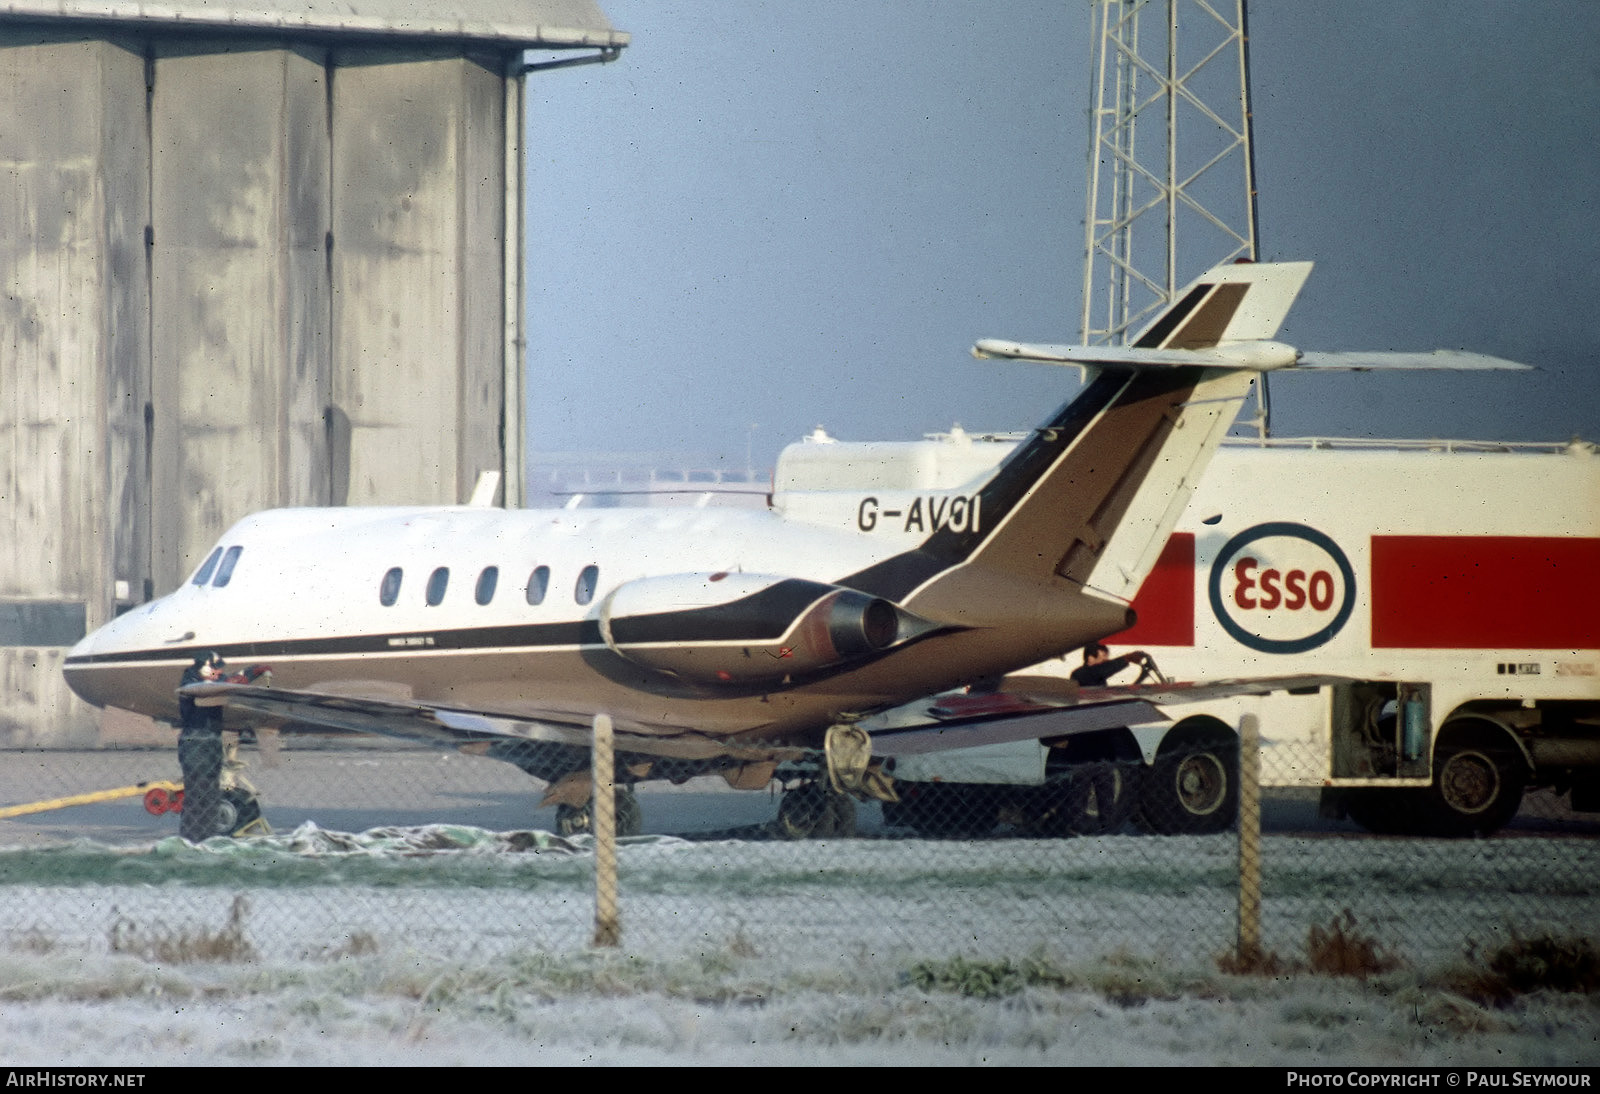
[
  {"left": 0, "top": 30, "right": 517, "bottom": 744},
  {"left": 0, "top": 33, "right": 147, "bottom": 744}
]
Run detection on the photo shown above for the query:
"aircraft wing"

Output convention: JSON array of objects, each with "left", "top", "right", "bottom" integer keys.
[
  {"left": 180, "top": 681, "right": 810, "bottom": 764},
  {"left": 184, "top": 672, "right": 1341, "bottom": 769},
  {"left": 859, "top": 674, "right": 1341, "bottom": 757}
]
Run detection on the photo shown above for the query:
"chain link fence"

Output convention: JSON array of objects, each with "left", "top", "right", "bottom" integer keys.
[{"left": 0, "top": 733, "right": 1596, "bottom": 974}]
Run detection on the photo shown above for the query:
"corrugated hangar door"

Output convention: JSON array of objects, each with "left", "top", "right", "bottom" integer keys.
[
  {"left": 0, "top": 33, "right": 519, "bottom": 743},
  {"left": 148, "top": 44, "right": 335, "bottom": 595},
  {"left": 145, "top": 45, "right": 508, "bottom": 595},
  {"left": 328, "top": 51, "right": 507, "bottom": 515}
]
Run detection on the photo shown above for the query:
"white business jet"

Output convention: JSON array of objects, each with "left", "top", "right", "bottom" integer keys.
[{"left": 62, "top": 261, "right": 1524, "bottom": 837}]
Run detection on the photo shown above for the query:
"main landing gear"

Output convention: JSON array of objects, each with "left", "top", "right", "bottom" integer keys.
[
  {"left": 555, "top": 786, "right": 644, "bottom": 838},
  {"left": 768, "top": 723, "right": 890, "bottom": 840},
  {"left": 773, "top": 782, "right": 858, "bottom": 840}
]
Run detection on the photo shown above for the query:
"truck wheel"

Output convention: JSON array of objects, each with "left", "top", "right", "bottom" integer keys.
[
  {"left": 1136, "top": 729, "right": 1238, "bottom": 835},
  {"left": 1419, "top": 722, "right": 1524, "bottom": 837}
]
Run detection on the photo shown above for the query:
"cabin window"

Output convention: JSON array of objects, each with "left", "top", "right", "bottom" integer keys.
[
  {"left": 575, "top": 564, "right": 599, "bottom": 606},
  {"left": 379, "top": 567, "right": 403, "bottom": 606},
  {"left": 192, "top": 547, "right": 223, "bottom": 586},
  {"left": 475, "top": 566, "right": 499, "bottom": 606},
  {"left": 212, "top": 545, "right": 244, "bottom": 587},
  {"left": 525, "top": 565, "right": 550, "bottom": 606},
  {"left": 426, "top": 567, "right": 450, "bottom": 606}
]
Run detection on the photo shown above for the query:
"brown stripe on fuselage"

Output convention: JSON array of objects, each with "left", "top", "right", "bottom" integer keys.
[{"left": 899, "top": 366, "right": 1203, "bottom": 628}]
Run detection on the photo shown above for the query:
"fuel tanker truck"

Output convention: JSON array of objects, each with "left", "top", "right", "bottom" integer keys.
[{"left": 771, "top": 429, "right": 1600, "bottom": 838}]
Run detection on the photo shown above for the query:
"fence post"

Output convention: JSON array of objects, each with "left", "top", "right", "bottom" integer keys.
[
  {"left": 592, "top": 712, "right": 620, "bottom": 948},
  {"left": 1236, "top": 712, "right": 1262, "bottom": 964}
]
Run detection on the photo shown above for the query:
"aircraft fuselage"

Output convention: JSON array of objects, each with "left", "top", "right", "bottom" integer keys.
[{"left": 63, "top": 500, "right": 1126, "bottom": 744}]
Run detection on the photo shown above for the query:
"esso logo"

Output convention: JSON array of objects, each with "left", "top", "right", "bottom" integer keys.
[{"left": 1207, "top": 522, "right": 1356, "bottom": 654}]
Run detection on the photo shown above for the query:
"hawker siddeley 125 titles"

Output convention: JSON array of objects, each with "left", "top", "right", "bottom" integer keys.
[{"left": 63, "top": 261, "right": 1528, "bottom": 838}]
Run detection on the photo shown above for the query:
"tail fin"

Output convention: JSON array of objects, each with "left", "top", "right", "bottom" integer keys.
[
  {"left": 883, "top": 261, "right": 1312, "bottom": 619},
  {"left": 1132, "top": 259, "right": 1313, "bottom": 346}
]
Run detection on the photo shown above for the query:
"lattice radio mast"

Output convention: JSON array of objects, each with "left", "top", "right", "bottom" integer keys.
[{"left": 1080, "top": 0, "right": 1261, "bottom": 355}]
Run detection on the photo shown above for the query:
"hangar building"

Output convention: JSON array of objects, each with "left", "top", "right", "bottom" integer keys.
[{"left": 0, "top": 0, "right": 627, "bottom": 744}]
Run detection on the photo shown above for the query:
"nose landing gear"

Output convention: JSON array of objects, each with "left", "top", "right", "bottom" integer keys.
[{"left": 145, "top": 739, "right": 271, "bottom": 837}]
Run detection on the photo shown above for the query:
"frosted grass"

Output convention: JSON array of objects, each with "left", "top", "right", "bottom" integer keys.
[{"left": 0, "top": 823, "right": 1594, "bottom": 1064}]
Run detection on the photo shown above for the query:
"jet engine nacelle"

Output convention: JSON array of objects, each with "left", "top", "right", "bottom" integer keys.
[{"left": 598, "top": 572, "right": 929, "bottom": 686}]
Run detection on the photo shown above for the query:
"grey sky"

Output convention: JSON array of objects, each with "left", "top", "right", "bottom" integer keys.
[{"left": 524, "top": 1, "right": 1599, "bottom": 471}]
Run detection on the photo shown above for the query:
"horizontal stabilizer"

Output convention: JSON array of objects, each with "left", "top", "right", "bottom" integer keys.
[
  {"left": 972, "top": 339, "right": 1298, "bottom": 371},
  {"left": 973, "top": 342, "right": 1532, "bottom": 373},
  {"left": 1291, "top": 350, "right": 1532, "bottom": 371},
  {"left": 974, "top": 260, "right": 1316, "bottom": 371}
]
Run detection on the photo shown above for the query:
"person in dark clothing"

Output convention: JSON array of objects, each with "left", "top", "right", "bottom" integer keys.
[
  {"left": 177, "top": 651, "right": 226, "bottom": 842},
  {"left": 1055, "top": 642, "right": 1155, "bottom": 835},
  {"left": 1069, "top": 642, "right": 1152, "bottom": 687}
]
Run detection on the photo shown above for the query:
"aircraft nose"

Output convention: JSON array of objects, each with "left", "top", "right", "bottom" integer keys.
[
  {"left": 66, "top": 623, "right": 101, "bottom": 662},
  {"left": 62, "top": 637, "right": 101, "bottom": 707},
  {"left": 62, "top": 619, "right": 117, "bottom": 706},
  {"left": 62, "top": 606, "right": 157, "bottom": 709}
]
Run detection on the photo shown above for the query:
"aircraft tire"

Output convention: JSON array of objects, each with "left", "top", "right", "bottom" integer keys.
[
  {"left": 775, "top": 783, "right": 844, "bottom": 840},
  {"left": 1135, "top": 728, "right": 1238, "bottom": 835},
  {"left": 556, "top": 787, "right": 643, "bottom": 838},
  {"left": 555, "top": 803, "right": 589, "bottom": 837},
  {"left": 214, "top": 788, "right": 262, "bottom": 837},
  {"left": 827, "top": 791, "right": 857, "bottom": 838}
]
